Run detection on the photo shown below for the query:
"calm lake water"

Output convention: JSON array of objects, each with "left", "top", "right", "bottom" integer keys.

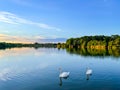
[{"left": 0, "top": 48, "right": 120, "bottom": 90}]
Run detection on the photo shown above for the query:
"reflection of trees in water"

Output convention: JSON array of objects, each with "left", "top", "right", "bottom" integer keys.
[
  {"left": 108, "top": 47, "right": 120, "bottom": 57},
  {"left": 87, "top": 48, "right": 109, "bottom": 56},
  {"left": 66, "top": 48, "right": 88, "bottom": 56},
  {"left": 66, "top": 47, "right": 120, "bottom": 57},
  {"left": 0, "top": 42, "right": 57, "bottom": 50}
]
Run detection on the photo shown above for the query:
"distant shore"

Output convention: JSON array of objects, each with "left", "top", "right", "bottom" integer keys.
[
  {"left": 0, "top": 35, "right": 120, "bottom": 57},
  {"left": 0, "top": 42, "right": 57, "bottom": 49},
  {"left": 57, "top": 35, "right": 120, "bottom": 49}
]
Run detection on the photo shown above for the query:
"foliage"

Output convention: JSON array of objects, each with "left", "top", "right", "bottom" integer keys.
[{"left": 66, "top": 35, "right": 120, "bottom": 48}]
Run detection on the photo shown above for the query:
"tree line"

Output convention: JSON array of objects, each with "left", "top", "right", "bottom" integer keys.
[
  {"left": 57, "top": 35, "right": 120, "bottom": 49},
  {"left": 57, "top": 35, "right": 120, "bottom": 57}
]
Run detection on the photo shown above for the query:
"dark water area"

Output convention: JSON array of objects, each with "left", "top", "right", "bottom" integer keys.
[{"left": 0, "top": 48, "right": 120, "bottom": 90}]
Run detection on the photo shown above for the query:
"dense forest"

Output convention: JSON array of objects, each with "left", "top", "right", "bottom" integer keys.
[
  {"left": 57, "top": 35, "right": 120, "bottom": 57},
  {"left": 58, "top": 35, "right": 120, "bottom": 49}
]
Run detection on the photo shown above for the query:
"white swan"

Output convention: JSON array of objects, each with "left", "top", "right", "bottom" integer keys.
[
  {"left": 59, "top": 68, "right": 70, "bottom": 78},
  {"left": 86, "top": 67, "right": 92, "bottom": 75}
]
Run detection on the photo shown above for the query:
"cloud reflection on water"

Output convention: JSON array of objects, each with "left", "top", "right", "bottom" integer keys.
[{"left": 0, "top": 68, "right": 11, "bottom": 81}]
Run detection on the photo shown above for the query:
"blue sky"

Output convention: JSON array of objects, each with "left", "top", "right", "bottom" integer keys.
[{"left": 0, "top": 0, "right": 119, "bottom": 43}]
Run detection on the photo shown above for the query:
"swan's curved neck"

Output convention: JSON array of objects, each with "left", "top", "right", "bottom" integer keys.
[
  {"left": 59, "top": 68, "right": 62, "bottom": 74},
  {"left": 87, "top": 67, "right": 89, "bottom": 70}
]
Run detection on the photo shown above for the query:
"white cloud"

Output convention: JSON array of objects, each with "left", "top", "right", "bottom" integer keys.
[
  {"left": 0, "top": 34, "right": 34, "bottom": 43},
  {"left": 34, "top": 35, "right": 46, "bottom": 39},
  {"left": 0, "top": 33, "right": 66, "bottom": 43},
  {"left": 0, "top": 11, "right": 61, "bottom": 31}
]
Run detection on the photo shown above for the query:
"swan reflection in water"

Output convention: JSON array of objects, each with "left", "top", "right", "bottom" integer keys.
[
  {"left": 59, "top": 68, "right": 70, "bottom": 86},
  {"left": 59, "top": 76, "right": 69, "bottom": 86},
  {"left": 86, "top": 67, "right": 92, "bottom": 80}
]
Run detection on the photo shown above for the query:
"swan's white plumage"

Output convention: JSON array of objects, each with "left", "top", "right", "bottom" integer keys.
[
  {"left": 59, "top": 68, "right": 70, "bottom": 78},
  {"left": 86, "top": 68, "right": 92, "bottom": 75},
  {"left": 59, "top": 72, "right": 70, "bottom": 78}
]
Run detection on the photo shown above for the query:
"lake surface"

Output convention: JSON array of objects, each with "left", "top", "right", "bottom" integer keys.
[{"left": 0, "top": 48, "right": 120, "bottom": 90}]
